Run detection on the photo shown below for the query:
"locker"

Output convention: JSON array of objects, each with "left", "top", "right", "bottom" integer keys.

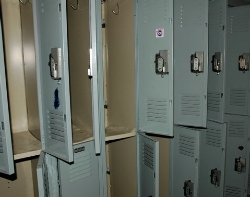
[
  {"left": 225, "top": 6, "right": 250, "bottom": 116},
  {"left": 174, "top": 0, "right": 209, "bottom": 128},
  {"left": 37, "top": 141, "right": 102, "bottom": 197},
  {"left": 224, "top": 114, "right": 250, "bottom": 197},
  {"left": 207, "top": 0, "right": 227, "bottom": 123}
]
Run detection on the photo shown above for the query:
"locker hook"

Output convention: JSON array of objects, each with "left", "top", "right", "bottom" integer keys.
[
  {"left": 19, "top": 0, "right": 29, "bottom": 5},
  {"left": 112, "top": 3, "right": 119, "bottom": 15},
  {"left": 71, "top": 0, "right": 79, "bottom": 10}
]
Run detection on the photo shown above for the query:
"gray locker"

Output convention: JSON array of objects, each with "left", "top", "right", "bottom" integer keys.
[
  {"left": 207, "top": 0, "right": 227, "bottom": 123},
  {"left": 37, "top": 141, "right": 102, "bottom": 197},
  {"left": 0, "top": 16, "right": 14, "bottom": 175},
  {"left": 137, "top": 132, "right": 159, "bottom": 197},
  {"left": 224, "top": 114, "right": 250, "bottom": 197},
  {"left": 225, "top": 6, "right": 250, "bottom": 116},
  {"left": 174, "top": 0, "right": 208, "bottom": 128},
  {"left": 32, "top": 0, "right": 102, "bottom": 162},
  {"left": 135, "top": 0, "right": 174, "bottom": 136}
]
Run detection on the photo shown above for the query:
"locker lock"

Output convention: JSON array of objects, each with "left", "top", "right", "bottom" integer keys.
[
  {"left": 212, "top": 52, "right": 222, "bottom": 74},
  {"left": 183, "top": 180, "right": 194, "bottom": 197},
  {"left": 234, "top": 157, "right": 246, "bottom": 174},
  {"left": 154, "top": 50, "right": 169, "bottom": 77},
  {"left": 238, "top": 53, "right": 250, "bottom": 72},
  {"left": 48, "top": 48, "right": 62, "bottom": 80},
  {"left": 210, "top": 168, "right": 221, "bottom": 187},
  {"left": 191, "top": 51, "right": 204, "bottom": 75}
]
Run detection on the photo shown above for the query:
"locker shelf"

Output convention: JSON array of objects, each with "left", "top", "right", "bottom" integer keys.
[{"left": 105, "top": 126, "right": 136, "bottom": 142}]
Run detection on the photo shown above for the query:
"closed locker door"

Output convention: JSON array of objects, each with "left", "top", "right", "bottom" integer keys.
[
  {"left": 137, "top": 132, "right": 159, "bottom": 197},
  {"left": 207, "top": 0, "right": 227, "bottom": 123},
  {"left": 170, "top": 126, "right": 200, "bottom": 197},
  {"left": 225, "top": 6, "right": 250, "bottom": 116},
  {"left": 135, "top": 0, "right": 174, "bottom": 136},
  {"left": 199, "top": 121, "right": 226, "bottom": 197},
  {"left": 58, "top": 142, "right": 100, "bottom": 197},
  {"left": 224, "top": 115, "right": 249, "bottom": 197},
  {"left": 174, "top": 0, "right": 209, "bottom": 128},
  {"left": 0, "top": 16, "right": 14, "bottom": 175}
]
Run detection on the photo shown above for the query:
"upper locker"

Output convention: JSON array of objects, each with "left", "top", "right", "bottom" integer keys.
[
  {"left": 136, "top": 0, "right": 174, "bottom": 136},
  {"left": 207, "top": 0, "right": 227, "bottom": 123},
  {"left": 0, "top": 17, "right": 14, "bottom": 175},
  {"left": 174, "top": 0, "right": 209, "bottom": 128}
]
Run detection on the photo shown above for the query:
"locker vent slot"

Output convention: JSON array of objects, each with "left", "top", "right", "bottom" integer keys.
[
  {"left": 248, "top": 174, "right": 250, "bottom": 188},
  {"left": 206, "top": 127, "right": 221, "bottom": 147},
  {"left": 47, "top": 110, "right": 66, "bottom": 143},
  {"left": 147, "top": 99, "right": 167, "bottom": 123},
  {"left": 142, "top": 0, "right": 168, "bottom": 23},
  {"left": 179, "top": 135, "right": 195, "bottom": 157},
  {"left": 0, "top": 131, "right": 3, "bottom": 153},
  {"left": 143, "top": 143, "right": 154, "bottom": 170},
  {"left": 207, "top": 92, "right": 221, "bottom": 113},
  {"left": 179, "top": 0, "right": 202, "bottom": 27},
  {"left": 43, "top": 164, "right": 50, "bottom": 197},
  {"left": 224, "top": 186, "right": 241, "bottom": 197},
  {"left": 181, "top": 95, "right": 201, "bottom": 116},
  {"left": 228, "top": 121, "right": 246, "bottom": 138},
  {"left": 209, "top": 7, "right": 223, "bottom": 29},
  {"left": 229, "top": 89, "right": 247, "bottom": 107},
  {"left": 230, "top": 12, "right": 250, "bottom": 33},
  {"left": 69, "top": 152, "right": 92, "bottom": 182}
]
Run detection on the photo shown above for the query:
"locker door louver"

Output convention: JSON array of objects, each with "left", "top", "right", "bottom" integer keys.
[
  {"left": 206, "top": 127, "right": 222, "bottom": 148},
  {"left": 143, "top": 143, "right": 154, "bottom": 170},
  {"left": 0, "top": 131, "right": 3, "bottom": 153},
  {"left": 229, "top": 89, "right": 247, "bottom": 107},
  {"left": 248, "top": 174, "right": 250, "bottom": 189},
  {"left": 209, "top": 7, "right": 223, "bottom": 29},
  {"left": 228, "top": 120, "right": 246, "bottom": 138},
  {"left": 230, "top": 12, "right": 250, "bottom": 33},
  {"left": 147, "top": 99, "right": 167, "bottom": 123},
  {"left": 43, "top": 164, "right": 50, "bottom": 197},
  {"left": 47, "top": 110, "right": 66, "bottom": 143},
  {"left": 181, "top": 95, "right": 201, "bottom": 116},
  {"left": 207, "top": 92, "right": 221, "bottom": 113},
  {"left": 69, "top": 151, "right": 92, "bottom": 182},
  {"left": 224, "top": 186, "right": 242, "bottom": 197},
  {"left": 179, "top": 135, "right": 195, "bottom": 157}
]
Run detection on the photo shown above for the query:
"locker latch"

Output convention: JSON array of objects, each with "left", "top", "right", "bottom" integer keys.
[
  {"left": 191, "top": 51, "right": 204, "bottom": 75},
  {"left": 183, "top": 180, "right": 194, "bottom": 197},
  {"left": 212, "top": 52, "right": 222, "bottom": 74},
  {"left": 210, "top": 168, "right": 221, "bottom": 187},
  {"left": 49, "top": 48, "right": 62, "bottom": 80},
  {"left": 155, "top": 50, "right": 169, "bottom": 76},
  {"left": 235, "top": 157, "right": 246, "bottom": 174},
  {"left": 239, "top": 53, "right": 250, "bottom": 72}
]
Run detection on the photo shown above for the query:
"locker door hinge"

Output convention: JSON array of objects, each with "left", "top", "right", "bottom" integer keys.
[
  {"left": 106, "top": 167, "right": 110, "bottom": 174},
  {"left": 235, "top": 157, "right": 246, "bottom": 174},
  {"left": 88, "top": 49, "right": 93, "bottom": 78},
  {"left": 1, "top": 122, "right": 4, "bottom": 130},
  {"left": 210, "top": 168, "right": 221, "bottom": 187},
  {"left": 104, "top": 101, "right": 108, "bottom": 109},
  {"left": 102, "top": 19, "right": 106, "bottom": 28},
  {"left": 212, "top": 52, "right": 222, "bottom": 74},
  {"left": 183, "top": 180, "right": 194, "bottom": 197},
  {"left": 191, "top": 51, "right": 204, "bottom": 75},
  {"left": 239, "top": 53, "right": 250, "bottom": 72}
]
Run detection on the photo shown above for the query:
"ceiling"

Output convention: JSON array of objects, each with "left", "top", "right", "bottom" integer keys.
[{"left": 228, "top": 0, "right": 250, "bottom": 7}]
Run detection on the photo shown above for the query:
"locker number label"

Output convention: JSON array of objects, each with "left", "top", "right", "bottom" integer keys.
[{"left": 156, "top": 28, "right": 164, "bottom": 38}]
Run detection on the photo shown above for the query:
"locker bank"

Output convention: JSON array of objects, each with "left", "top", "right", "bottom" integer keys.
[{"left": 0, "top": 0, "right": 250, "bottom": 197}]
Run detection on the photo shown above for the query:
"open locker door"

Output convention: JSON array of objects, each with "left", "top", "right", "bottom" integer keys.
[
  {"left": 137, "top": 132, "right": 159, "bottom": 197},
  {"left": 174, "top": 0, "right": 208, "bottom": 128},
  {"left": 135, "top": 0, "right": 174, "bottom": 136},
  {"left": 0, "top": 16, "right": 14, "bottom": 175}
]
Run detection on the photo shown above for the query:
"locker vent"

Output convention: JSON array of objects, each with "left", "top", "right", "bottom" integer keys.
[
  {"left": 43, "top": 164, "right": 50, "bottom": 197},
  {"left": 209, "top": 7, "right": 223, "bottom": 29},
  {"left": 224, "top": 186, "right": 241, "bottom": 197},
  {"left": 179, "top": 0, "right": 202, "bottom": 27},
  {"left": 142, "top": 0, "right": 168, "bottom": 23},
  {"left": 228, "top": 120, "right": 246, "bottom": 138},
  {"left": 179, "top": 135, "right": 195, "bottom": 157},
  {"left": 69, "top": 151, "right": 92, "bottom": 182},
  {"left": 229, "top": 89, "right": 247, "bottom": 107},
  {"left": 207, "top": 92, "right": 221, "bottom": 113},
  {"left": 248, "top": 174, "right": 250, "bottom": 189},
  {"left": 0, "top": 131, "right": 3, "bottom": 153},
  {"left": 147, "top": 99, "right": 167, "bottom": 123},
  {"left": 181, "top": 94, "right": 201, "bottom": 116},
  {"left": 230, "top": 12, "right": 250, "bottom": 33},
  {"left": 47, "top": 110, "right": 66, "bottom": 143},
  {"left": 206, "top": 127, "right": 221, "bottom": 147},
  {"left": 143, "top": 143, "right": 154, "bottom": 170}
]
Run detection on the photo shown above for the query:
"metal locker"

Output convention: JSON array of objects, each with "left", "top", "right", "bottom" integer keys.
[
  {"left": 135, "top": 0, "right": 174, "bottom": 136},
  {"left": 207, "top": 0, "right": 227, "bottom": 123},
  {"left": 225, "top": 6, "right": 250, "bottom": 116},
  {"left": 32, "top": 0, "right": 102, "bottom": 162},
  {"left": 224, "top": 114, "right": 250, "bottom": 197},
  {"left": 170, "top": 126, "right": 200, "bottom": 197},
  {"left": 137, "top": 132, "right": 159, "bottom": 197},
  {"left": 0, "top": 16, "right": 14, "bottom": 175},
  {"left": 37, "top": 141, "right": 102, "bottom": 197},
  {"left": 199, "top": 121, "right": 227, "bottom": 197},
  {"left": 174, "top": 0, "right": 209, "bottom": 128}
]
